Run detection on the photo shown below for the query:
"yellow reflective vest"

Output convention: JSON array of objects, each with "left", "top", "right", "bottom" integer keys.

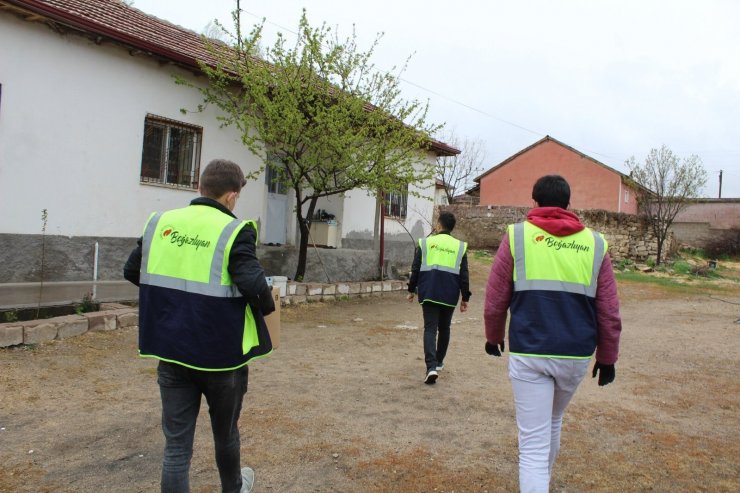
[
  {"left": 417, "top": 233, "right": 467, "bottom": 307},
  {"left": 507, "top": 221, "right": 607, "bottom": 358},
  {"left": 138, "top": 204, "right": 271, "bottom": 370}
]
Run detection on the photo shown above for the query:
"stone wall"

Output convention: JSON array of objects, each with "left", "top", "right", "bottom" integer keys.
[{"left": 440, "top": 205, "right": 674, "bottom": 263}]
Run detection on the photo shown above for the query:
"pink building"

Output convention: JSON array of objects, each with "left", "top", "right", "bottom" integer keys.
[
  {"left": 671, "top": 199, "right": 740, "bottom": 247},
  {"left": 476, "top": 136, "right": 639, "bottom": 214}
]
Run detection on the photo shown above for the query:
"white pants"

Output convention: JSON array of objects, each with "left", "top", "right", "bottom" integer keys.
[{"left": 508, "top": 355, "right": 590, "bottom": 493}]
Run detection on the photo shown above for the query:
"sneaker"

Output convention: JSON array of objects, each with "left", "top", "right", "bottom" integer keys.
[
  {"left": 424, "top": 369, "right": 438, "bottom": 384},
  {"left": 241, "top": 466, "right": 255, "bottom": 493},
  {"left": 436, "top": 363, "right": 444, "bottom": 371}
]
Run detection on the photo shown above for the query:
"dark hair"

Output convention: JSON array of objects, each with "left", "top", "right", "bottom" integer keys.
[
  {"left": 437, "top": 211, "right": 456, "bottom": 232},
  {"left": 199, "top": 159, "right": 247, "bottom": 198},
  {"left": 532, "top": 175, "right": 570, "bottom": 209}
]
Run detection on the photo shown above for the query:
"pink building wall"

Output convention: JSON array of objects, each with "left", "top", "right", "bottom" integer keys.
[
  {"left": 674, "top": 200, "right": 740, "bottom": 229},
  {"left": 478, "top": 138, "right": 638, "bottom": 214}
]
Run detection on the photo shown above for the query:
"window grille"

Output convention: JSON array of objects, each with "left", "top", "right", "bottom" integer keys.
[
  {"left": 140, "top": 115, "right": 202, "bottom": 189},
  {"left": 384, "top": 187, "right": 408, "bottom": 219}
]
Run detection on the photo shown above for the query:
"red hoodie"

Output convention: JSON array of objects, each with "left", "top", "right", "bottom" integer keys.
[{"left": 483, "top": 207, "right": 622, "bottom": 364}]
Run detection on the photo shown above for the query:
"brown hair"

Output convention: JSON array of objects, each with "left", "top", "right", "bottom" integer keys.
[{"left": 199, "top": 159, "right": 247, "bottom": 198}]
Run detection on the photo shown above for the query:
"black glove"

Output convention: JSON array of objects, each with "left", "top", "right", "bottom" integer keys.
[
  {"left": 592, "top": 362, "right": 615, "bottom": 386},
  {"left": 256, "top": 283, "right": 276, "bottom": 316},
  {"left": 485, "top": 341, "right": 505, "bottom": 357}
]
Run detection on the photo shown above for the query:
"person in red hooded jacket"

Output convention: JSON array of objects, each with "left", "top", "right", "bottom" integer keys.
[{"left": 483, "top": 175, "right": 622, "bottom": 493}]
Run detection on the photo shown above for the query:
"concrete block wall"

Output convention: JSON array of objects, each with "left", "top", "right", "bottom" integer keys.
[{"left": 0, "top": 281, "right": 408, "bottom": 348}]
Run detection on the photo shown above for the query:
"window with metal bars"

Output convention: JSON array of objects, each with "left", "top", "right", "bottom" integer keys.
[
  {"left": 140, "top": 115, "right": 202, "bottom": 189},
  {"left": 383, "top": 187, "right": 408, "bottom": 219}
]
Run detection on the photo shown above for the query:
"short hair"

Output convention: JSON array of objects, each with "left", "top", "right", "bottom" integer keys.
[
  {"left": 199, "top": 159, "right": 247, "bottom": 198},
  {"left": 532, "top": 175, "right": 570, "bottom": 209},
  {"left": 437, "top": 211, "right": 456, "bottom": 232}
]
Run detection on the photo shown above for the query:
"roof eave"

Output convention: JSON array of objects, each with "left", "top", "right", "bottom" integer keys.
[{"left": 1, "top": 0, "right": 207, "bottom": 70}]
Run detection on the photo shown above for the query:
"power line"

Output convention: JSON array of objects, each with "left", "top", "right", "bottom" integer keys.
[
  {"left": 239, "top": 8, "right": 738, "bottom": 164},
  {"left": 239, "top": 8, "right": 545, "bottom": 138},
  {"left": 397, "top": 79, "right": 544, "bottom": 137}
]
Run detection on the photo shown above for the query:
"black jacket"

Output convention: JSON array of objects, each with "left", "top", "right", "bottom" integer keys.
[{"left": 123, "top": 197, "right": 275, "bottom": 316}]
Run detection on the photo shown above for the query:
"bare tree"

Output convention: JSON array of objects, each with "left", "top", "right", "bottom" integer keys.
[
  {"left": 435, "top": 129, "right": 485, "bottom": 203},
  {"left": 626, "top": 145, "right": 707, "bottom": 265},
  {"left": 202, "top": 21, "right": 228, "bottom": 43}
]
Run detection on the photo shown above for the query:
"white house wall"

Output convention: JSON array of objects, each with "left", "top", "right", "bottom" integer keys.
[
  {"left": 0, "top": 11, "right": 443, "bottom": 287},
  {"left": 342, "top": 152, "right": 437, "bottom": 243},
  {"left": 0, "top": 14, "right": 266, "bottom": 239}
]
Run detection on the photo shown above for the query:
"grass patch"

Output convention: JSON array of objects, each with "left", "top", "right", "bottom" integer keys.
[
  {"left": 471, "top": 249, "right": 493, "bottom": 260},
  {"left": 615, "top": 270, "right": 732, "bottom": 295}
]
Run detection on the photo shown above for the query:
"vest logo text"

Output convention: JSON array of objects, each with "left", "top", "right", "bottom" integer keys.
[
  {"left": 533, "top": 233, "right": 590, "bottom": 253},
  {"left": 430, "top": 244, "right": 457, "bottom": 255},
  {"left": 161, "top": 225, "right": 212, "bottom": 250}
]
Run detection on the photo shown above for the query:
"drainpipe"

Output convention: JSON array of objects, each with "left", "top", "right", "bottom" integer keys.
[
  {"left": 92, "top": 241, "right": 99, "bottom": 300},
  {"left": 379, "top": 192, "right": 385, "bottom": 280}
]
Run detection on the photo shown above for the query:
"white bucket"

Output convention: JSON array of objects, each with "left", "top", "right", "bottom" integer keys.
[{"left": 271, "top": 276, "right": 288, "bottom": 297}]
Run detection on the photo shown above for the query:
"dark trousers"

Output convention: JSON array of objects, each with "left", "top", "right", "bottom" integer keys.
[
  {"left": 157, "top": 361, "right": 249, "bottom": 493},
  {"left": 422, "top": 302, "right": 455, "bottom": 371}
]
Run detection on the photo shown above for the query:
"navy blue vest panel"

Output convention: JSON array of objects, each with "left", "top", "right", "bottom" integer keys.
[
  {"left": 509, "top": 289, "right": 598, "bottom": 357},
  {"left": 138, "top": 284, "right": 272, "bottom": 369},
  {"left": 417, "top": 269, "right": 461, "bottom": 306}
]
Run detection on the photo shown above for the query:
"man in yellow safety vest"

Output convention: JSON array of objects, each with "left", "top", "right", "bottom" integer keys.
[
  {"left": 124, "top": 159, "right": 274, "bottom": 493},
  {"left": 484, "top": 175, "right": 622, "bottom": 492},
  {"left": 408, "top": 211, "right": 471, "bottom": 384}
]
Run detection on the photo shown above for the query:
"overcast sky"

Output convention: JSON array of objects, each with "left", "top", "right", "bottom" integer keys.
[{"left": 132, "top": 0, "right": 740, "bottom": 198}]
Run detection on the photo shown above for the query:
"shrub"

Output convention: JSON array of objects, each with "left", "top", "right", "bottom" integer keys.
[
  {"left": 613, "top": 258, "right": 635, "bottom": 271},
  {"left": 75, "top": 291, "right": 99, "bottom": 315},
  {"left": 679, "top": 246, "right": 705, "bottom": 257},
  {"left": 703, "top": 228, "right": 740, "bottom": 259},
  {"left": 672, "top": 261, "right": 692, "bottom": 275}
]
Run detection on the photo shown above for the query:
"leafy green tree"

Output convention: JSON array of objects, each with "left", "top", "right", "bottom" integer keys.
[
  {"left": 186, "top": 9, "right": 441, "bottom": 280},
  {"left": 626, "top": 145, "right": 707, "bottom": 265}
]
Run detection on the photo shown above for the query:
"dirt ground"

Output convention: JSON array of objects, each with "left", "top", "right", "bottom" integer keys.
[{"left": 1, "top": 257, "right": 738, "bottom": 493}]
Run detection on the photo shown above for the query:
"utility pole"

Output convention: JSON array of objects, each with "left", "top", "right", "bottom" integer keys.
[{"left": 718, "top": 169, "right": 723, "bottom": 198}]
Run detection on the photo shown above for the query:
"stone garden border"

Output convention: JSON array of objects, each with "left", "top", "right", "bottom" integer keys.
[{"left": 0, "top": 280, "right": 407, "bottom": 348}]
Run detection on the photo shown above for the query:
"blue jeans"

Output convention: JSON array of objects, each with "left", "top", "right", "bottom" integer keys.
[
  {"left": 157, "top": 361, "right": 249, "bottom": 493},
  {"left": 421, "top": 302, "right": 455, "bottom": 371}
]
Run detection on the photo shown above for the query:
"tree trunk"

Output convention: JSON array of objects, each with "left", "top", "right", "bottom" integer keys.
[{"left": 293, "top": 197, "right": 319, "bottom": 282}]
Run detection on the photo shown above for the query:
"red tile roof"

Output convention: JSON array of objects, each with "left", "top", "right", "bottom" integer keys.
[
  {"left": 2, "top": 0, "right": 222, "bottom": 68},
  {"left": 475, "top": 135, "right": 627, "bottom": 182},
  {"left": 2, "top": 0, "right": 459, "bottom": 155}
]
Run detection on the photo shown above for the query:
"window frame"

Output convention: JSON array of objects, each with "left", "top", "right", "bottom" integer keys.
[
  {"left": 383, "top": 186, "right": 408, "bottom": 220},
  {"left": 139, "top": 114, "right": 202, "bottom": 190},
  {"left": 265, "top": 153, "right": 289, "bottom": 195}
]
